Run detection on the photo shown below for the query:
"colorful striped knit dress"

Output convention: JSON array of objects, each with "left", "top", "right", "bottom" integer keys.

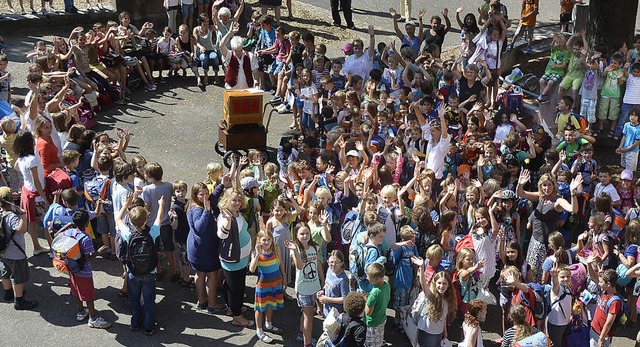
[{"left": 255, "top": 250, "right": 285, "bottom": 312}]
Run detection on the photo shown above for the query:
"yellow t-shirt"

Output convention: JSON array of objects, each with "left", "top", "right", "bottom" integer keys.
[
  {"left": 0, "top": 133, "right": 17, "bottom": 167},
  {"left": 520, "top": 0, "right": 539, "bottom": 26}
]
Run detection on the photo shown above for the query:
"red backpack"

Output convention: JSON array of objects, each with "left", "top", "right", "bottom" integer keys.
[
  {"left": 511, "top": 288, "right": 537, "bottom": 325},
  {"left": 44, "top": 168, "right": 72, "bottom": 202}
]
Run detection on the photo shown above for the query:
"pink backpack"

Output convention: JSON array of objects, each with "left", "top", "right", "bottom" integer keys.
[{"left": 568, "top": 262, "right": 587, "bottom": 296}]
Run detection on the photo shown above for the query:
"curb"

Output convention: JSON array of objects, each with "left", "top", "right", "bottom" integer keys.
[{"left": 0, "top": 11, "right": 119, "bottom": 34}]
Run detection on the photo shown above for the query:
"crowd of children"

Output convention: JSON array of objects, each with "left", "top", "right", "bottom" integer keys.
[{"left": 2, "top": 0, "right": 640, "bottom": 346}]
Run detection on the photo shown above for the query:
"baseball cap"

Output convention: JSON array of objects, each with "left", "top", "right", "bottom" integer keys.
[
  {"left": 346, "top": 150, "right": 360, "bottom": 158},
  {"left": 621, "top": 169, "right": 633, "bottom": 181},
  {"left": 241, "top": 177, "right": 261, "bottom": 190},
  {"left": 531, "top": 124, "right": 545, "bottom": 135},
  {"left": 341, "top": 43, "right": 354, "bottom": 53},
  {"left": 0, "top": 186, "right": 10, "bottom": 202},
  {"left": 457, "top": 164, "right": 471, "bottom": 177}
]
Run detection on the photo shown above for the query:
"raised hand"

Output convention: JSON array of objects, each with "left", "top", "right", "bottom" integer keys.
[
  {"left": 419, "top": 8, "right": 427, "bottom": 18},
  {"left": 284, "top": 240, "right": 298, "bottom": 250},
  {"left": 355, "top": 141, "right": 364, "bottom": 151},
  {"left": 518, "top": 169, "right": 530, "bottom": 185},
  {"left": 456, "top": 6, "right": 464, "bottom": 13},
  {"left": 411, "top": 255, "right": 424, "bottom": 267},
  {"left": 368, "top": 25, "right": 375, "bottom": 36},
  {"left": 320, "top": 210, "right": 329, "bottom": 224},
  {"left": 569, "top": 174, "right": 583, "bottom": 192},
  {"left": 389, "top": 8, "right": 397, "bottom": 18}
]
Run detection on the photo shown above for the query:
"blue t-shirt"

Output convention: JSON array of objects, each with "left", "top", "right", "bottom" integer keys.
[
  {"left": 323, "top": 270, "right": 350, "bottom": 316},
  {"left": 623, "top": 122, "right": 640, "bottom": 152},
  {"left": 121, "top": 224, "right": 161, "bottom": 274},
  {"left": 402, "top": 35, "right": 422, "bottom": 59},
  {"left": 391, "top": 244, "right": 419, "bottom": 289}
]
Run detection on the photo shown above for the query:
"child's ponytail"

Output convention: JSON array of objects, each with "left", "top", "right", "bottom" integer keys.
[{"left": 549, "top": 231, "right": 568, "bottom": 265}]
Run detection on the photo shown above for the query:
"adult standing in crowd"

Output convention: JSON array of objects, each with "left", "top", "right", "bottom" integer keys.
[
  {"left": 220, "top": 22, "right": 258, "bottom": 89},
  {"left": 516, "top": 170, "right": 582, "bottom": 282},
  {"left": 343, "top": 25, "right": 376, "bottom": 83}
]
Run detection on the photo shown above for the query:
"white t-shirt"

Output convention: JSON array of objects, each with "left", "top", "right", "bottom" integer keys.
[
  {"left": 485, "top": 39, "right": 503, "bottom": 70},
  {"left": 421, "top": 123, "right": 451, "bottom": 179},
  {"left": 547, "top": 285, "right": 573, "bottom": 326},
  {"left": 624, "top": 75, "right": 640, "bottom": 104},
  {"left": 417, "top": 300, "right": 448, "bottom": 334},
  {"left": 301, "top": 84, "right": 318, "bottom": 114},
  {"left": 343, "top": 50, "right": 374, "bottom": 82},
  {"left": 16, "top": 154, "right": 45, "bottom": 195},
  {"left": 593, "top": 183, "right": 621, "bottom": 203},
  {"left": 222, "top": 50, "right": 258, "bottom": 89}
]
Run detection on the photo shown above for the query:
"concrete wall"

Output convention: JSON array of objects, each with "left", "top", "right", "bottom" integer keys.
[{"left": 115, "top": 0, "right": 167, "bottom": 26}]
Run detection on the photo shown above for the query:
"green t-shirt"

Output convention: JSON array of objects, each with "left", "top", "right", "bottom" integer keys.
[
  {"left": 556, "top": 137, "right": 590, "bottom": 164},
  {"left": 566, "top": 52, "right": 585, "bottom": 77},
  {"left": 601, "top": 68, "right": 625, "bottom": 98},
  {"left": 365, "top": 280, "right": 391, "bottom": 327},
  {"left": 546, "top": 48, "right": 570, "bottom": 76}
]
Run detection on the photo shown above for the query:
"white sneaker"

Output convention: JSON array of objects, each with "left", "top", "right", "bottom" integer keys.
[
  {"left": 49, "top": 250, "right": 55, "bottom": 259},
  {"left": 76, "top": 308, "right": 89, "bottom": 321},
  {"left": 96, "top": 3, "right": 104, "bottom": 10},
  {"left": 88, "top": 316, "right": 112, "bottom": 329},
  {"left": 86, "top": 3, "right": 92, "bottom": 11}
]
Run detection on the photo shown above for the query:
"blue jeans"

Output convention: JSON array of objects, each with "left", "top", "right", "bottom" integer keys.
[
  {"left": 614, "top": 102, "right": 640, "bottom": 137},
  {"left": 198, "top": 50, "right": 219, "bottom": 72},
  {"left": 301, "top": 112, "right": 315, "bottom": 130},
  {"left": 127, "top": 273, "right": 156, "bottom": 331},
  {"left": 417, "top": 329, "right": 442, "bottom": 347}
]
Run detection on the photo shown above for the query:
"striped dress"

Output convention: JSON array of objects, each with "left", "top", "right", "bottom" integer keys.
[{"left": 255, "top": 251, "right": 285, "bottom": 312}]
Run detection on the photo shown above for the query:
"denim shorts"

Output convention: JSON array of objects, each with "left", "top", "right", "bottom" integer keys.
[
  {"left": 269, "top": 60, "right": 285, "bottom": 75},
  {"left": 96, "top": 213, "right": 116, "bottom": 237},
  {"left": 181, "top": 3, "right": 194, "bottom": 15}
]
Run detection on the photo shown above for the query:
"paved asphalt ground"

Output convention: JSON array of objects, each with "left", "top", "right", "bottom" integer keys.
[{"left": 0, "top": 0, "right": 639, "bottom": 346}]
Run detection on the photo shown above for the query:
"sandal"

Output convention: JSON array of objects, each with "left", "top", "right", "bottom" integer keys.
[
  {"left": 226, "top": 306, "right": 248, "bottom": 316},
  {"left": 207, "top": 304, "right": 228, "bottom": 315},
  {"left": 117, "top": 289, "right": 128, "bottom": 298},
  {"left": 607, "top": 130, "right": 613, "bottom": 139},
  {"left": 231, "top": 319, "right": 254, "bottom": 327},
  {"left": 257, "top": 333, "right": 274, "bottom": 343}
]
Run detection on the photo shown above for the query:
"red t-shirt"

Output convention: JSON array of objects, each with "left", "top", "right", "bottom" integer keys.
[
  {"left": 591, "top": 293, "right": 622, "bottom": 337},
  {"left": 36, "top": 136, "right": 60, "bottom": 177}
]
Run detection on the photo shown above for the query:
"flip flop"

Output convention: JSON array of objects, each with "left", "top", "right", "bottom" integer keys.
[
  {"left": 258, "top": 333, "right": 274, "bottom": 343},
  {"left": 231, "top": 319, "right": 254, "bottom": 327},
  {"left": 226, "top": 306, "right": 248, "bottom": 316}
]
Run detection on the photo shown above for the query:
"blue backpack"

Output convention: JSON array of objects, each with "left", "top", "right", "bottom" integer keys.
[
  {"left": 42, "top": 203, "right": 74, "bottom": 233},
  {"left": 84, "top": 176, "right": 113, "bottom": 213},
  {"left": 606, "top": 295, "right": 628, "bottom": 332},
  {"left": 341, "top": 210, "right": 365, "bottom": 245}
]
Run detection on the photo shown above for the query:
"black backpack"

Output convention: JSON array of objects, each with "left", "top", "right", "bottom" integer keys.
[
  {"left": 126, "top": 231, "right": 159, "bottom": 275},
  {"left": 0, "top": 211, "right": 20, "bottom": 255}
]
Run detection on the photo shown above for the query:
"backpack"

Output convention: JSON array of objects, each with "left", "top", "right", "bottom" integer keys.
[
  {"left": 84, "top": 176, "right": 113, "bottom": 213},
  {"left": 568, "top": 262, "right": 587, "bottom": 295},
  {"left": 44, "top": 168, "right": 72, "bottom": 202},
  {"left": 455, "top": 234, "right": 475, "bottom": 253},
  {"left": 416, "top": 230, "right": 439, "bottom": 257},
  {"left": 0, "top": 211, "right": 20, "bottom": 255},
  {"left": 317, "top": 308, "right": 348, "bottom": 347},
  {"left": 125, "top": 231, "right": 159, "bottom": 276},
  {"left": 341, "top": 210, "right": 365, "bottom": 245},
  {"left": 496, "top": 91, "right": 524, "bottom": 116},
  {"left": 42, "top": 203, "right": 73, "bottom": 233},
  {"left": 514, "top": 331, "right": 551, "bottom": 347},
  {"left": 564, "top": 315, "right": 590, "bottom": 347},
  {"left": 51, "top": 231, "right": 87, "bottom": 274},
  {"left": 260, "top": 181, "right": 279, "bottom": 215},
  {"left": 348, "top": 238, "right": 378, "bottom": 283},
  {"left": 528, "top": 283, "right": 551, "bottom": 321},
  {"left": 605, "top": 295, "right": 628, "bottom": 333}
]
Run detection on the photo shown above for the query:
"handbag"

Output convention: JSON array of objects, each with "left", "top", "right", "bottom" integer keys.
[
  {"left": 102, "top": 50, "right": 123, "bottom": 67},
  {"left": 477, "top": 287, "right": 497, "bottom": 306}
]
